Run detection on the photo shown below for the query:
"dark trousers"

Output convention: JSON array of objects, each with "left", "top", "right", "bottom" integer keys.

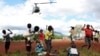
[
  {"left": 82, "top": 37, "right": 92, "bottom": 49},
  {"left": 45, "top": 40, "right": 52, "bottom": 52},
  {"left": 5, "top": 42, "right": 10, "bottom": 54}
]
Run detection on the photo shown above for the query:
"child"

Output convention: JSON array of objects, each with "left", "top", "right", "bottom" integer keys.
[
  {"left": 23, "top": 23, "right": 33, "bottom": 43},
  {"left": 94, "top": 30, "right": 99, "bottom": 43},
  {"left": 35, "top": 40, "right": 44, "bottom": 56},
  {"left": 2, "top": 29, "right": 13, "bottom": 54},
  {"left": 67, "top": 43, "right": 80, "bottom": 56},
  {"left": 81, "top": 24, "right": 94, "bottom": 49},
  {"left": 26, "top": 37, "right": 32, "bottom": 56},
  {"left": 23, "top": 23, "right": 33, "bottom": 56},
  {"left": 69, "top": 26, "right": 77, "bottom": 44},
  {"left": 45, "top": 25, "right": 54, "bottom": 53},
  {"left": 39, "top": 29, "right": 45, "bottom": 48},
  {"left": 33, "top": 26, "right": 40, "bottom": 41}
]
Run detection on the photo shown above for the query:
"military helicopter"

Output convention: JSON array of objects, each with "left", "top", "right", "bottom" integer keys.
[{"left": 32, "top": 2, "right": 56, "bottom": 14}]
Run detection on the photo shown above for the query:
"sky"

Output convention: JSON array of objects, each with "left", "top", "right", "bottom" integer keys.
[{"left": 0, "top": 0, "right": 100, "bottom": 38}]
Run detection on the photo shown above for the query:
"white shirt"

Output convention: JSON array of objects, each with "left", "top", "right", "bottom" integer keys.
[{"left": 70, "top": 48, "right": 78, "bottom": 54}]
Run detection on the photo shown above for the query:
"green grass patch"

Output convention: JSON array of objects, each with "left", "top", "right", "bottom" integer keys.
[{"left": 0, "top": 48, "right": 100, "bottom": 56}]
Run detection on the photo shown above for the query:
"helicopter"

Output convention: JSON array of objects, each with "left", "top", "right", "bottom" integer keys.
[{"left": 32, "top": 2, "right": 56, "bottom": 14}]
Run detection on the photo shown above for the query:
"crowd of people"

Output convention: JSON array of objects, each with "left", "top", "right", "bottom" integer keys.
[{"left": 2, "top": 23, "right": 100, "bottom": 56}]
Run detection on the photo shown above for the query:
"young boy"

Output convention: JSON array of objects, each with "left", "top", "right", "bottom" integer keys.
[
  {"left": 2, "top": 29, "right": 13, "bottom": 54},
  {"left": 67, "top": 43, "right": 80, "bottom": 56}
]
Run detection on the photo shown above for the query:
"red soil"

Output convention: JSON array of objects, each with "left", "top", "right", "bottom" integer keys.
[{"left": 0, "top": 39, "right": 100, "bottom": 55}]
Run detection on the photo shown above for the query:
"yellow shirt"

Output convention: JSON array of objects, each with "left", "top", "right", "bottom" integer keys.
[{"left": 45, "top": 30, "right": 52, "bottom": 40}]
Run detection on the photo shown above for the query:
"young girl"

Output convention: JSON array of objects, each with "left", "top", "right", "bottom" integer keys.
[{"left": 2, "top": 29, "right": 13, "bottom": 54}]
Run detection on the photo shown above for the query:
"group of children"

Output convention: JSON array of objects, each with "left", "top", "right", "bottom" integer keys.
[
  {"left": 2, "top": 23, "right": 55, "bottom": 56},
  {"left": 2, "top": 23, "right": 100, "bottom": 56},
  {"left": 67, "top": 24, "right": 100, "bottom": 56}
]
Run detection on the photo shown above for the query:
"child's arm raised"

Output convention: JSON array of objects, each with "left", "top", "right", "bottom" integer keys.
[{"left": 8, "top": 29, "right": 13, "bottom": 34}]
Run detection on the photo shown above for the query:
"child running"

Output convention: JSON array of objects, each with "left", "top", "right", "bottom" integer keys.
[
  {"left": 69, "top": 26, "right": 77, "bottom": 44},
  {"left": 82, "top": 24, "right": 94, "bottom": 49}
]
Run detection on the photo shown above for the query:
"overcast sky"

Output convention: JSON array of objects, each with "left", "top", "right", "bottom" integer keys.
[{"left": 0, "top": 0, "right": 100, "bottom": 38}]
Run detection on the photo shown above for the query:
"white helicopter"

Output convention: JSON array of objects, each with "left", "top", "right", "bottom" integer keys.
[{"left": 32, "top": 2, "right": 56, "bottom": 14}]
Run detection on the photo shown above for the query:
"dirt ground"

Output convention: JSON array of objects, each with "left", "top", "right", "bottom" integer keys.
[{"left": 0, "top": 38, "right": 100, "bottom": 55}]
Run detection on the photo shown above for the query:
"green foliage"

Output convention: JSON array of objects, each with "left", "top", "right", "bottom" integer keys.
[
  {"left": 12, "top": 34, "right": 24, "bottom": 41},
  {"left": 53, "top": 34, "right": 62, "bottom": 39},
  {"left": 0, "top": 39, "right": 3, "bottom": 42}
]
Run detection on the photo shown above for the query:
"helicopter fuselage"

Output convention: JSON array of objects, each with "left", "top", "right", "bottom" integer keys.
[{"left": 33, "top": 6, "right": 40, "bottom": 13}]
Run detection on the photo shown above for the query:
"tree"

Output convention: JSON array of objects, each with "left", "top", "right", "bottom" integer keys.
[{"left": 75, "top": 25, "right": 83, "bottom": 38}]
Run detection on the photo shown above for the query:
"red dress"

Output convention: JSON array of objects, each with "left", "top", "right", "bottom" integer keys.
[{"left": 39, "top": 32, "right": 44, "bottom": 40}]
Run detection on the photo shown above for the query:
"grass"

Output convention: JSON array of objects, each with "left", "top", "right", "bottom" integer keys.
[{"left": 0, "top": 48, "right": 100, "bottom": 56}]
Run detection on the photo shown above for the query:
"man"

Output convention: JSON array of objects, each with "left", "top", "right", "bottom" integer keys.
[{"left": 82, "top": 24, "right": 94, "bottom": 49}]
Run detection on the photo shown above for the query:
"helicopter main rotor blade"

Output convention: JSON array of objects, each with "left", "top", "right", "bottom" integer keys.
[{"left": 34, "top": 2, "right": 56, "bottom": 4}]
